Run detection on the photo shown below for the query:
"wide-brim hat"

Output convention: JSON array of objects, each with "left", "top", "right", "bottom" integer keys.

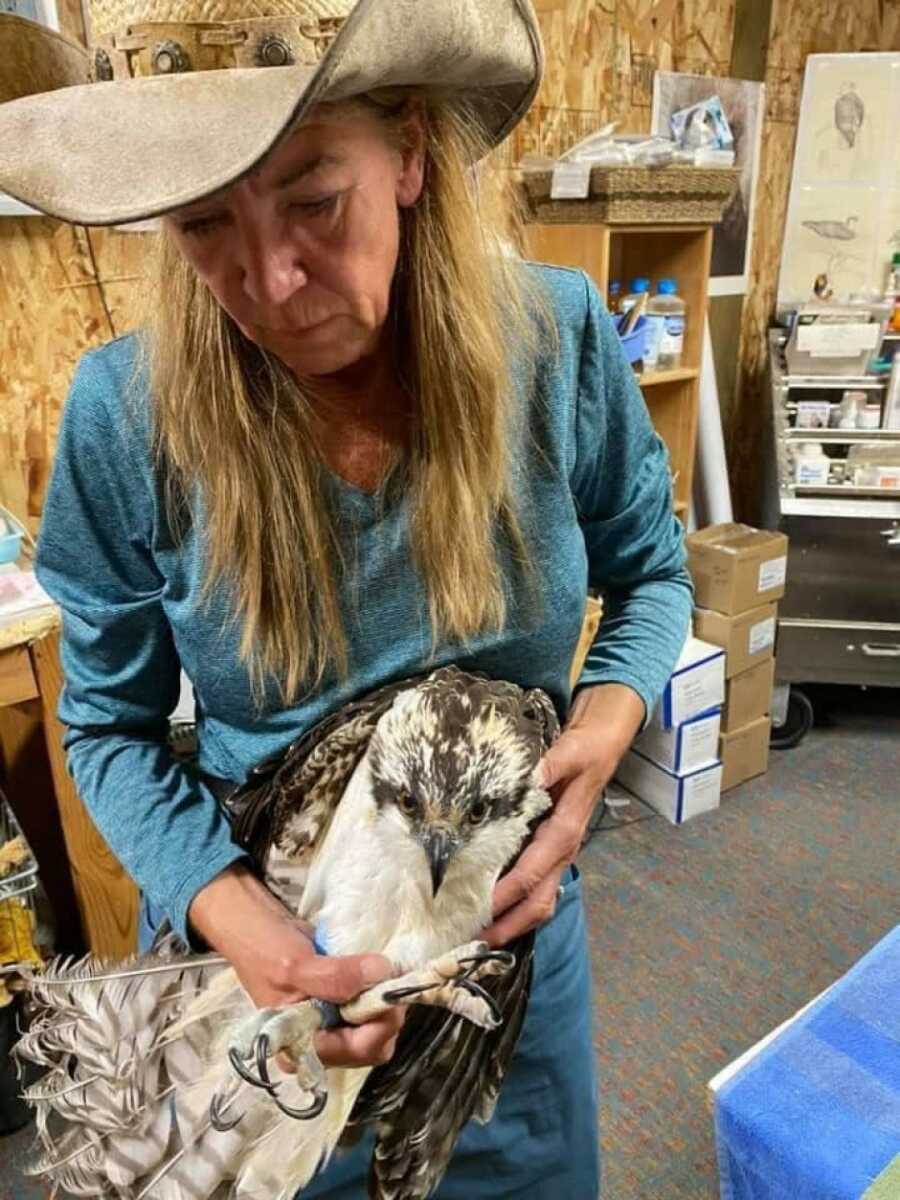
[{"left": 0, "top": 0, "right": 542, "bottom": 226}]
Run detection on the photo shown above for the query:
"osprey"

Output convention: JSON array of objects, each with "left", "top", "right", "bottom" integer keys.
[{"left": 19, "top": 667, "right": 559, "bottom": 1200}]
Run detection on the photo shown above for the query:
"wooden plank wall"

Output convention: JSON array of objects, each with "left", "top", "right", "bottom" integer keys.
[{"left": 731, "top": 0, "right": 900, "bottom": 519}]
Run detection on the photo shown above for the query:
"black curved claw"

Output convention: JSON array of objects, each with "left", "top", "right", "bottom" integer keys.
[
  {"left": 228, "top": 1045, "right": 277, "bottom": 1094},
  {"left": 454, "top": 976, "right": 503, "bottom": 1026},
  {"left": 273, "top": 1086, "right": 328, "bottom": 1122},
  {"left": 457, "top": 949, "right": 516, "bottom": 972},
  {"left": 209, "top": 1090, "right": 242, "bottom": 1132},
  {"left": 381, "top": 982, "right": 434, "bottom": 1004},
  {"left": 255, "top": 1033, "right": 275, "bottom": 1089}
]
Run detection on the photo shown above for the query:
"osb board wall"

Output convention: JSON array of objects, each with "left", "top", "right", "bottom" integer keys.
[
  {"left": 513, "top": 0, "right": 737, "bottom": 161},
  {"left": 731, "top": 0, "right": 900, "bottom": 520},
  {"left": 0, "top": 1, "right": 153, "bottom": 530}
]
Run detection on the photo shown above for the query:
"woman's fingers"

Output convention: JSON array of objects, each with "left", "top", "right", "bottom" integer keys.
[
  {"left": 298, "top": 951, "right": 397, "bottom": 1005},
  {"left": 315, "top": 1008, "right": 405, "bottom": 1068},
  {"left": 482, "top": 866, "right": 565, "bottom": 949},
  {"left": 491, "top": 795, "right": 586, "bottom": 918}
]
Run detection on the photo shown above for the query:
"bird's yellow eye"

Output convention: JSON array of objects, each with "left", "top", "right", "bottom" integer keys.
[
  {"left": 397, "top": 792, "right": 417, "bottom": 817},
  {"left": 468, "top": 800, "right": 489, "bottom": 826}
]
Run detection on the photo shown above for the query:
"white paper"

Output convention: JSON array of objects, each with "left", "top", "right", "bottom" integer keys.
[
  {"left": 682, "top": 767, "right": 723, "bottom": 821},
  {"left": 796, "top": 322, "right": 880, "bottom": 357},
  {"left": 634, "top": 712, "right": 720, "bottom": 775},
  {"left": 670, "top": 659, "right": 725, "bottom": 726},
  {"left": 748, "top": 616, "right": 776, "bottom": 657},
  {"left": 758, "top": 556, "right": 787, "bottom": 592},
  {"left": 550, "top": 161, "right": 591, "bottom": 200}
]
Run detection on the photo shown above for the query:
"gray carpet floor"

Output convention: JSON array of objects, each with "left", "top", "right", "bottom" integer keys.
[{"left": 2, "top": 685, "right": 899, "bottom": 1199}]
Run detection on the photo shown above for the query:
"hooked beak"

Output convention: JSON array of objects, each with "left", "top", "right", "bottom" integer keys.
[{"left": 422, "top": 830, "right": 454, "bottom": 896}]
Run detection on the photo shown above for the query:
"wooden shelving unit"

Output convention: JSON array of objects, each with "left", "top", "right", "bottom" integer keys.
[{"left": 523, "top": 221, "right": 714, "bottom": 516}]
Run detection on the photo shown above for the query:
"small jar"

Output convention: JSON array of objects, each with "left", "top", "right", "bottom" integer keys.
[
  {"left": 794, "top": 442, "right": 830, "bottom": 486},
  {"left": 857, "top": 403, "right": 882, "bottom": 429}
]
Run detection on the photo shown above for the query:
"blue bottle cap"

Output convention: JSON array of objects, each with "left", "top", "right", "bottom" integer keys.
[
  {"left": 609, "top": 281, "right": 622, "bottom": 294},
  {"left": 630, "top": 277, "right": 651, "bottom": 293},
  {"left": 657, "top": 278, "right": 678, "bottom": 294}
]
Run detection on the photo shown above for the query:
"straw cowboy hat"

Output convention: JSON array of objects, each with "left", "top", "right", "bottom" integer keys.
[{"left": 0, "top": 0, "right": 542, "bottom": 226}]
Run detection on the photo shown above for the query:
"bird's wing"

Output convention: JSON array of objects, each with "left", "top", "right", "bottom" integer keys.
[{"left": 345, "top": 931, "right": 536, "bottom": 1200}]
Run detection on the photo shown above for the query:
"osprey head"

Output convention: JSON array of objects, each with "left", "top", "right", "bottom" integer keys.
[{"left": 367, "top": 670, "right": 554, "bottom": 897}]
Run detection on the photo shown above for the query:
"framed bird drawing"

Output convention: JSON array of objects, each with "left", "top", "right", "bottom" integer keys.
[{"left": 17, "top": 667, "right": 560, "bottom": 1200}]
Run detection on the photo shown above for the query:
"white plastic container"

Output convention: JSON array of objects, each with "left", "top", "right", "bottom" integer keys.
[
  {"left": 794, "top": 442, "right": 830, "bottom": 487},
  {"left": 646, "top": 279, "right": 686, "bottom": 370}
]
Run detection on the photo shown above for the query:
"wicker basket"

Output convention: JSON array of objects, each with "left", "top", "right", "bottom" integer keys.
[{"left": 520, "top": 164, "right": 741, "bottom": 226}]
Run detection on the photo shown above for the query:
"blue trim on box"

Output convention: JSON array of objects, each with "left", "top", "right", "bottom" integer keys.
[
  {"left": 669, "top": 649, "right": 725, "bottom": 678},
  {"left": 630, "top": 747, "right": 722, "bottom": 781}
]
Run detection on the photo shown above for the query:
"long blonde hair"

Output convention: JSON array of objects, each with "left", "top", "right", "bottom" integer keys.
[{"left": 140, "top": 90, "right": 553, "bottom": 705}]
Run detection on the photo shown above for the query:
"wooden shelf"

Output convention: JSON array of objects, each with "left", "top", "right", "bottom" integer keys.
[
  {"left": 523, "top": 219, "right": 713, "bottom": 513},
  {"left": 638, "top": 367, "right": 699, "bottom": 387}
]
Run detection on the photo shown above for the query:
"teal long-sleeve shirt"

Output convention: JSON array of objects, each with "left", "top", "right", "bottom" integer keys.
[{"left": 35, "top": 263, "right": 692, "bottom": 942}]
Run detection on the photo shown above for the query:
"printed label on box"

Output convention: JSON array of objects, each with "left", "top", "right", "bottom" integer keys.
[
  {"left": 671, "top": 668, "right": 722, "bottom": 726},
  {"left": 683, "top": 717, "right": 719, "bottom": 765},
  {"left": 550, "top": 161, "right": 591, "bottom": 200},
  {"left": 748, "top": 616, "right": 776, "bottom": 657},
  {"left": 758, "top": 556, "right": 787, "bottom": 593},
  {"left": 683, "top": 766, "right": 722, "bottom": 821}
]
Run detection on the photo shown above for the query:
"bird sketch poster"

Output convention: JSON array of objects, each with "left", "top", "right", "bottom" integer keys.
[
  {"left": 651, "top": 73, "right": 765, "bottom": 297},
  {"left": 778, "top": 53, "right": 900, "bottom": 305}
]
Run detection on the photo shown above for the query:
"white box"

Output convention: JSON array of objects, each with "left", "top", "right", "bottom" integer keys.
[
  {"left": 615, "top": 751, "right": 722, "bottom": 825},
  {"left": 651, "top": 636, "right": 726, "bottom": 730},
  {"left": 634, "top": 709, "right": 721, "bottom": 775}
]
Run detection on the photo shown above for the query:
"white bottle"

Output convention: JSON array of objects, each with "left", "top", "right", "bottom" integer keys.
[
  {"left": 646, "top": 279, "right": 686, "bottom": 370},
  {"left": 794, "top": 442, "right": 830, "bottom": 487}
]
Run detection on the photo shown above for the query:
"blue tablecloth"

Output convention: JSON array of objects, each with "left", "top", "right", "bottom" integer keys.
[{"left": 714, "top": 924, "right": 900, "bottom": 1200}]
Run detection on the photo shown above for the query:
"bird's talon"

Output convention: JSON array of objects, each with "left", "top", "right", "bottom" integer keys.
[
  {"left": 228, "top": 1044, "right": 276, "bottom": 1093},
  {"left": 273, "top": 1087, "right": 328, "bottom": 1121},
  {"left": 381, "top": 982, "right": 434, "bottom": 1003},
  {"left": 209, "top": 1089, "right": 242, "bottom": 1132},
  {"left": 457, "top": 950, "right": 515, "bottom": 970},
  {"left": 454, "top": 976, "right": 502, "bottom": 1025},
  {"left": 255, "top": 1032, "right": 273, "bottom": 1088}
]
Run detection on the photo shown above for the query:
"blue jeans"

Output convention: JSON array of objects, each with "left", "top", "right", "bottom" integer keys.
[{"left": 139, "top": 867, "right": 600, "bottom": 1198}]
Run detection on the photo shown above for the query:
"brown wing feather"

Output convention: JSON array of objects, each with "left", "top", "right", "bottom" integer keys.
[{"left": 352, "top": 935, "right": 535, "bottom": 1200}]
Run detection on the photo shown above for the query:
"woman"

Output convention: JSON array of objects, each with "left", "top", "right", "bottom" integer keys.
[{"left": 2, "top": 2, "right": 691, "bottom": 1195}]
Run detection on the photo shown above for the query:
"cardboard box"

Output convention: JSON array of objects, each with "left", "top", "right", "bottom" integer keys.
[
  {"left": 688, "top": 524, "right": 788, "bottom": 615},
  {"left": 650, "top": 636, "right": 726, "bottom": 730},
  {"left": 693, "top": 603, "right": 777, "bottom": 679},
  {"left": 719, "top": 716, "right": 771, "bottom": 792},
  {"left": 634, "top": 709, "right": 721, "bottom": 775},
  {"left": 722, "top": 658, "right": 776, "bottom": 734},
  {"left": 616, "top": 750, "right": 722, "bottom": 825}
]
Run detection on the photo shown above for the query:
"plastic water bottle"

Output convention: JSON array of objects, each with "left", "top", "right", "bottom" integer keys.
[
  {"left": 646, "top": 279, "right": 687, "bottom": 370},
  {"left": 620, "top": 277, "right": 650, "bottom": 316}
]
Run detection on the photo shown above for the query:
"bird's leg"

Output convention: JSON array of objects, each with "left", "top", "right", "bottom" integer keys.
[
  {"left": 341, "top": 941, "right": 515, "bottom": 1031},
  {"left": 213, "top": 1002, "right": 329, "bottom": 1125}
]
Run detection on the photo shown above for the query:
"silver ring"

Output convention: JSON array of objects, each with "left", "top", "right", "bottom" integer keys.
[{"left": 557, "top": 884, "right": 565, "bottom": 898}]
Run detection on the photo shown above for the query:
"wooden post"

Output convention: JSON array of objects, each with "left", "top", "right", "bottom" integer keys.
[{"left": 30, "top": 633, "right": 139, "bottom": 958}]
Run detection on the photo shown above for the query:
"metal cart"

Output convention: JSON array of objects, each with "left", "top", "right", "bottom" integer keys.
[
  {"left": 762, "top": 331, "right": 900, "bottom": 745},
  {"left": 0, "top": 794, "right": 43, "bottom": 1133}
]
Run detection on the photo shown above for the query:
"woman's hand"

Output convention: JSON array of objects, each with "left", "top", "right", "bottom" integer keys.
[
  {"left": 189, "top": 863, "right": 404, "bottom": 1068},
  {"left": 483, "top": 683, "right": 645, "bottom": 948}
]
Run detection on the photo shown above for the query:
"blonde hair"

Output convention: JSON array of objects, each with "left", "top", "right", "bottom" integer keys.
[{"left": 139, "top": 90, "right": 553, "bottom": 705}]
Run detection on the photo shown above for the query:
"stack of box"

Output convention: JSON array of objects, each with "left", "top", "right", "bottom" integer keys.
[
  {"left": 687, "top": 524, "right": 789, "bottom": 792},
  {"left": 615, "top": 636, "right": 725, "bottom": 825}
]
